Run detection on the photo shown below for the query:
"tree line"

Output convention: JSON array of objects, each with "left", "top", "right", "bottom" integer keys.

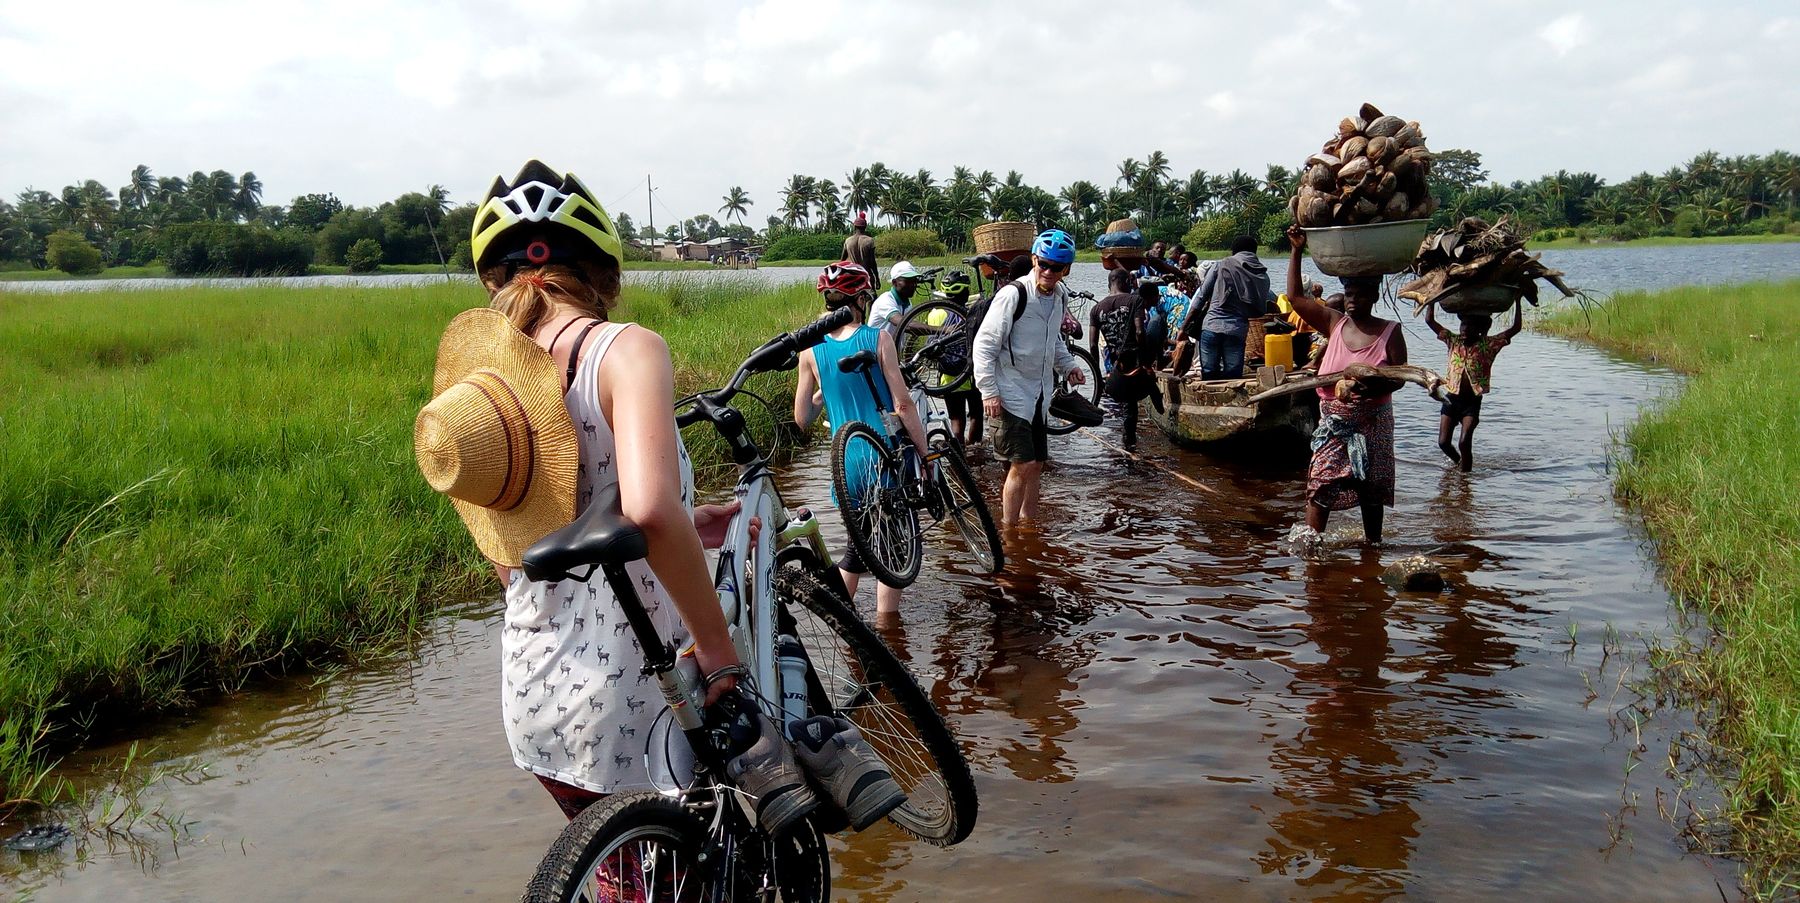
[
  {"left": 4, "top": 149, "right": 1795, "bottom": 275},
  {"left": 733, "top": 149, "right": 1800, "bottom": 255}
]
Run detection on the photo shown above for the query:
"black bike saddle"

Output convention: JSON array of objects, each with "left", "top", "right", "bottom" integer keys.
[
  {"left": 521, "top": 483, "right": 647, "bottom": 583},
  {"left": 837, "top": 349, "right": 877, "bottom": 374}
]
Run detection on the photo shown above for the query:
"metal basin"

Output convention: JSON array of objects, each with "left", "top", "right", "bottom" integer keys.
[{"left": 1303, "top": 219, "right": 1430, "bottom": 277}]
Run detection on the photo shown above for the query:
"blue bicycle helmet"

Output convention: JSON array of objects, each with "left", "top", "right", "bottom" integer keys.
[{"left": 1032, "top": 229, "right": 1077, "bottom": 264}]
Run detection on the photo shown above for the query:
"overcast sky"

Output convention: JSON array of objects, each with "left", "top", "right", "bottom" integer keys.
[{"left": 4, "top": 0, "right": 1797, "bottom": 228}]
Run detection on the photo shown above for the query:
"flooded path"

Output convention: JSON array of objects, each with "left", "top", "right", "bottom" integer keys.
[{"left": 5, "top": 251, "right": 1765, "bottom": 900}]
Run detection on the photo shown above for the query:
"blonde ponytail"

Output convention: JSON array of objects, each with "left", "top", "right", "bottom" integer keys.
[{"left": 487, "top": 265, "right": 609, "bottom": 334}]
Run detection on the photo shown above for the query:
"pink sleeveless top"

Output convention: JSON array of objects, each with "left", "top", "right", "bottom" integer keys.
[{"left": 1316, "top": 317, "right": 1398, "bottom": 402}]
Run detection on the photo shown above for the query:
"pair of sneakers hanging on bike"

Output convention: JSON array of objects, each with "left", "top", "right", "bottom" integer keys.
[{"left": 793, "top": 261, "right": 934, "bottom": 622}]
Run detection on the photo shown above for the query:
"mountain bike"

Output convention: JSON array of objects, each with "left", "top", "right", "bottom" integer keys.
[
  {"left": 827, "top": 336, "right": 1006, "bottom": 588},
  {"left": 519, "top": 310, "right": 977, "bottom": 903},
  {"left": 894, "top": 294, "right": 1102, "bottom": 435}
]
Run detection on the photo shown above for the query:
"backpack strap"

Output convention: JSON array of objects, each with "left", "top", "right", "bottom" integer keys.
[{"left": 1004, "top": 280, "right": 1032, "bottom": 366}]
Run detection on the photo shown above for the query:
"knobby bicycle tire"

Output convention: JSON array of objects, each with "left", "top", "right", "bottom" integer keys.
[
  {"left": 895, "top": 299, "right": 973, "bottom": 397},
  {"left": 830, "top": 421, "right": 922, "bottom": 588},
  {"left": 523, "top": 792, "right": 709, "bottom": 903},
  {"left": 929, "top": 437, "right": 1004, "bottom": 575},
  {"left": 775, "top": 565, "right": 979, "bottom": 846},
  {"left": 1045, "top": 344, "right": 1102, "bottom": 436},
  {"left": 524, "top": 791, "right": 830, "bottom": 903}
]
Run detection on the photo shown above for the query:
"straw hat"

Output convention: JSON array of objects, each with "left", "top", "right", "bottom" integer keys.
[{"left": 415, "top": 308, "right": 579, "bottom": 566}]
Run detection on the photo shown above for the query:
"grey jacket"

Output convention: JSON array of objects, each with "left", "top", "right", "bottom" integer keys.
[{"left": 1194, "top": 252, "right": 1274, "bottom": 338}]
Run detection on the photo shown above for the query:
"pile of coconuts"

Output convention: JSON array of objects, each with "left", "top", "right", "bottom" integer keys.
[{"left": 1291, "top": 103, "right": 1437, "bottom": 228}]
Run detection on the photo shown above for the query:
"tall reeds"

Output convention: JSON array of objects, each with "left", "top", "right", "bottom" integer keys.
[
  {"left": 0, "top": 276, "right": 817, "bottom": 803},
  {"left": 1544, "top": 280, "right": 1800, "bottom": 897}
]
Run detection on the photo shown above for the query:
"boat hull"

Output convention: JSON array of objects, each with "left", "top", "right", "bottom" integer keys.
[{"left": 1148, "top": 371, "right": 1320, "bottom": 454}]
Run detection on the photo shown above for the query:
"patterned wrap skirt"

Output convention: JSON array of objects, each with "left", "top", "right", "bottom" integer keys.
[{"left": 1306, "top": 397, "right": 1395, "bottom": 511}]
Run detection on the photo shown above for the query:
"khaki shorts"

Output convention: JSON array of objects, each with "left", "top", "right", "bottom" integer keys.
[{"left": 993, "top": 408, "right": 1049, "bottom": 463}]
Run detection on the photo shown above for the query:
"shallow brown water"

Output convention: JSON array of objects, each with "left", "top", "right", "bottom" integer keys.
[{"left": 4, "top": 319, "right": 1739, "bottom": 901}]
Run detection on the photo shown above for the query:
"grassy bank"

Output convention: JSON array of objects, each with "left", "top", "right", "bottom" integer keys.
[
  {"left": 1542, "top": 280, "right": 1800, "bottom": 895},
  {"left": 0, "top": 277, "right": 818, "bottom": 805},
  {"left": 1530, "top": 232, "right": 1800, "bottom": 251}
]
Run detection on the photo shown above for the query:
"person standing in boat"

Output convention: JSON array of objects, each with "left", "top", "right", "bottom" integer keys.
[
  {"left": 1283, "top": 225, "right": 1408, "bottom": 544},
  {"left": 1179, "top": 235, "right": 1275, "bottom": 380}
]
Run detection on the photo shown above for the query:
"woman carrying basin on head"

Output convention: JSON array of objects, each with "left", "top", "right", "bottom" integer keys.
[{"left": 1282, "top": 225, "right": 1408, "bottom": 545}]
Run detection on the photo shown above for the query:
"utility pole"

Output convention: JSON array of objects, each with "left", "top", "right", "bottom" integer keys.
[{"left": 646, "top": 174, "right": 654, "bottom": 255}]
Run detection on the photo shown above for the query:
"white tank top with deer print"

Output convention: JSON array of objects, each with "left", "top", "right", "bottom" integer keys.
[{"left": 500, "top": 321, "right": 697, "bottom": 794}]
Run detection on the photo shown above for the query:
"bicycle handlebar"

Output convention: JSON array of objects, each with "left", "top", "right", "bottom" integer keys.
[{"left": 675, "top": 307, "right": 854, "bottom": 429}]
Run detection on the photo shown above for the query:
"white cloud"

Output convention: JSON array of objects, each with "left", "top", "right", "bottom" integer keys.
[
  {"left": 3, "top": 0, "right": 1798, "bottom": 224},
  {"left": 1539, "top": 13, "right": 1588, "bottom": 56}
]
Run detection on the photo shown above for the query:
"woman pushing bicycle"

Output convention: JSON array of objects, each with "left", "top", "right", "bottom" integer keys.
[
  {"left": 792, "top": 261, "right": 931, "bottom": 623},
  {"left": 415, "top": 161, "right": 819, "bottom": 826}
]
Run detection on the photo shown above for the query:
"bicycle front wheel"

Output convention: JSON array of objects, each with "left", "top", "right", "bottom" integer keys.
[
  {"left": 777, "top": 565, "right": 979, "bottom": 846},
  {"left": 1045, "top": 344, "right": 1102, "bottom": 436},
  {"left": 831, "top": 421, "right": 922, "bottom": 588},
  {"left": 895, "top": 299, "right": 972, "bottom": 397},
  {"left": 929, "top": 438, "right": 1004, "bottom": 574},
  {"left": 523, "top": 793, "right": 709, "bottom": 903}
]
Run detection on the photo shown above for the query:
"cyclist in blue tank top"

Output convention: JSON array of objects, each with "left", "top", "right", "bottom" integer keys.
[{"left": 793, "top": 262, "right": 930, "bottom": 621}]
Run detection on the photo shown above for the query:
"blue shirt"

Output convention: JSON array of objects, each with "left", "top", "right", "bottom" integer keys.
[{"left": 811, "top": 326, "right": 895, "bottom": 508}]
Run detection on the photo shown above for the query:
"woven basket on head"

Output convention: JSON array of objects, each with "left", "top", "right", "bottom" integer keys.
[{"left": 973, "top": 221, "right": 1035, "bottom": 256}]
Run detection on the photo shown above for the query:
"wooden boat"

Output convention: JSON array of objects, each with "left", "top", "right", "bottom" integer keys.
[{"left": 1148, "top": 368, "right": 1320, "bottom": 453}]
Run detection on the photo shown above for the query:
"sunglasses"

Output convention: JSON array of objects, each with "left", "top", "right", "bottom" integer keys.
[{"left": 1036, "top": 259, "right": 1069, "bottom": 274}]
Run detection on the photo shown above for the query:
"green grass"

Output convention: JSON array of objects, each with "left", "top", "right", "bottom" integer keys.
[
  {"left": 0, "top": 264, "right": 172, "bottom": 281},
  {"left": 1542, "top": 280, "right": 1800, "bottom": 896},
  {"left": 0, "top": 277, "right": 819, "bottom": 803},
  {"left": 1531, "top": 233, "right": 1800, "bottom": 251},
  {"left": 307, "top": 263, "right": 462, "bottom": 276}
]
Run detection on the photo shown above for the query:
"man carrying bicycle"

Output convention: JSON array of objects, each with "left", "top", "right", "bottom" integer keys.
[
  {"left": 868, "top": 260, "right": 924, "bottom": 341},
  {"left": 793, "top": 262, "right": 932, "bottom": 621},
  {"left": 971, "top": 229, "right": 1085, "bottom": 526}
]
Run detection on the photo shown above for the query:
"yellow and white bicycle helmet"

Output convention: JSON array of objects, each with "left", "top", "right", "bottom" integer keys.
[{"left": 470, "top": 160, "right": 624, "bottom": 275}]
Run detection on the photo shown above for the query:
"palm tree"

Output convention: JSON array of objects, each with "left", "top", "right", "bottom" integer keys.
[
  {"left": 1116, "top": 158, "right": 1141, "bottom": 191},
  {"left": 75, "top": 180, "right": 117, "bottom": 237},
  {"left": 1684, "top": 151, "right": 1722, "bottom": 190},
  {"left": 424, "top": 183, "right": 450, "bottom": 214},
  {"left": 1218, "top": 170, "right": 1259, "bottom": 211},
  {"left": 1584, "top": 190, "right": 1625, "bottom": 225},
  {"left": 123, "top": 164, "right": 154, "bottom": 210},
  {"left": 941, "top": 183, "right": 985, "bottom": 237},
  {"left": 718, "top": 186, "right": 752, "bottom": 224},
  {"left": 1177, "top": 170, "right": 1215, "bottom": 219},
  {"left": 779, "top": 174, "right": 815, "bottom": 228},
  {"left": 975, "top": 170, "right": 998, "bottom": 203},
  {"left": 1058, "top": 180, "right": 1102, "bottom": 226},
  {"left": 866, "top": 162, "right": 892, "bottom": 220},
  {"left": 950, "top": 166, "right": 974, "bottom": 189},
  {"left": 155, "top": 175, "right": 187, "bottom": 206},
  {"left": 843, "top": 168, "right": 873, "bottom": 218},
  {"left": 234, "top": 171, "right": 263, "bottom": 220},
  {"left": 1263, "top": 165, "right": 1296, "bottom": 198},
  {"left": 1140, "top": 151, "right": 1171, "bottom": 218},
  {"left": 814, "top": 179, "right": 840, "bottom": 228},
  {"left": 1767, "top": 150, "right": 1800, "bottom": 214},
  {"left": 52, "top": 186, "right": 80, "bottom": 227}
]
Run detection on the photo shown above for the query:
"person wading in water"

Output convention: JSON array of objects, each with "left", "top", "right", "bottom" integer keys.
[{"left": 1282, "top": 224, "right": 1408, "bottom": 544}]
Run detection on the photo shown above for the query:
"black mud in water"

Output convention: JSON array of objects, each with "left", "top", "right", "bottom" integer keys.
[{"left": 5, "top": 250, "right": 1771, "bottom": 900}]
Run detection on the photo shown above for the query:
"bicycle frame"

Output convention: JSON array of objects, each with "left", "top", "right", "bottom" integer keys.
[{"left": 711, "top": 457, "right": 836, "bottom": 728}]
